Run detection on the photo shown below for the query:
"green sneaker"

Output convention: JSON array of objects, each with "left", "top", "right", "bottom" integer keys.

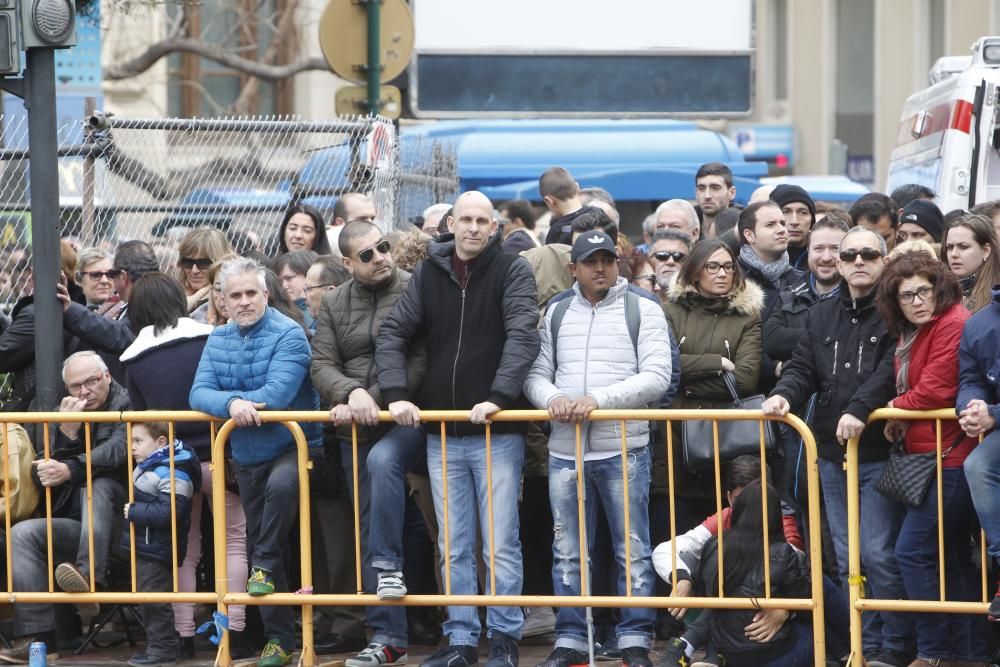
[
  {"left": 257, "top": 639, "right": 292, "bottom": 667},
  {"left": 247, "top": 566, "right": 275, "bottom": 596}
]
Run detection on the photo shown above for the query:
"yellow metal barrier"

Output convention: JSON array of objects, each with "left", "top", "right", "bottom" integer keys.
[
  {"left": 0, "top": 408, "right": 827, "bottom": 667},
  {"left": 844, "top": 408, "right": 988, "bottom": 664}
]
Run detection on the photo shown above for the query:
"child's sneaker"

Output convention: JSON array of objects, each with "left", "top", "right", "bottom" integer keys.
[
  {"left": 377, "top": 571, "right": 407, "bottom": 600},
  {"left": 126, "top": 652, "right": 177, "bottom": 667},
  {"left": 346, "top": 643, "right": 408, "bottom": 667},
  {"left": 258, "top": 639, "right": 293, "bottom": 667},
  {"left": 247, "top": 566, "right": 275, "bottom": 596}
]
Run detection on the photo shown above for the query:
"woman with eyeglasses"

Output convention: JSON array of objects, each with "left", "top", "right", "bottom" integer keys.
[
  {"left": 941, "top": 212, "right": 1000, "bottom": 313},
  {"left": 660, "top": 239, "right": 764, "bottom": 502},
  {"left": 874, "top": 251, "right": 986, "bottom": 666},
  {"left": 274, "top": 204, "right": 334, "bottom": 257},
  {"left": 174, "top": 227, "right": 234, "bottom": 313},
  {"left": 75, "top": 247, "right": 117, "bottom": 310}
]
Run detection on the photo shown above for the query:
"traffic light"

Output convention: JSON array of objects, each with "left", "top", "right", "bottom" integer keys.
[
  {"left": 0, "top": 0, "right": 19, "bottom": 76},
  {"left": 20, "top": 0, "right": 75, "bottom": 49}
]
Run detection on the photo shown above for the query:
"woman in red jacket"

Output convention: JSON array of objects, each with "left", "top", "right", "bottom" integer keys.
[{"left": 876, "top": 251, "right": 986, "bottom": 666}]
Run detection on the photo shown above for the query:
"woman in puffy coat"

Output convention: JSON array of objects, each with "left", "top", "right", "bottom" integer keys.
[
  {"left": 660, "top": 239, "right": 763, "bottom": 514},
  {"left": 876, "top": 251, "right": 986, "bottom": 666}
]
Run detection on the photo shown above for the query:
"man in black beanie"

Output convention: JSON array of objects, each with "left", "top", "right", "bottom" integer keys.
[
  {"left": 896, "top": 199, "right": 945, "bottom": 245},
  {"left": 770, "top": 184, "right": 816, "bottom": 268}
]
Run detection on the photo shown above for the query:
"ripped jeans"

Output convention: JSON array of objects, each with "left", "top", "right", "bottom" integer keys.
[{"left": 548, "top": 446, "right": 655, "bottom": 651}]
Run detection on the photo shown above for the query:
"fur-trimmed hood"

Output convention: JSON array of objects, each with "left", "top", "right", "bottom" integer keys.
[
  {"left": 120, "top": 317, "right": 214, "bottom": 363},
  {"left": 665, "top": 276, "right": 765, "bottom": 319}
]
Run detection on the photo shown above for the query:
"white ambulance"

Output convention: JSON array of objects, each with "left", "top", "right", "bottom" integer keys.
[{"left": 887, "top": 36, "right": 1000, "bottom": 212}]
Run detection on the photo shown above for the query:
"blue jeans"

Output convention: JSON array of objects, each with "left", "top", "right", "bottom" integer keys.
[
  {"left": 340, "top": 425, "right": 426, "bottom": 648},
  {"left": 548, "top": 447, "right": 655, "bottom": 651},
  {"left": 895, "top": 467, "right": 987, "bottom": 661},
  {"left": 964, "top": 430, "right": 1000, "bottom": 562},
  {"left": 757, "top": 620, "right": 813, "bottom": 667},
  {"left": 426, "top": 433, "right": 525, "bottom": 645},
  {"left": 817, "top": 457, "right": 913, "bottom": 654},
  {"left": 8, "top": 477, "right": 123, "bottom": 636},
  {"left": 233, "top": 449, "right": 301, "bottom": 650}
]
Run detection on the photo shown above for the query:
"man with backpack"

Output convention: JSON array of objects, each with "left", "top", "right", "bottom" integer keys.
[{"left": 523, "top": 230, "right": 672, "bottom": 667}]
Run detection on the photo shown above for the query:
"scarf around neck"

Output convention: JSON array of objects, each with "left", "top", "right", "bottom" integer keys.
[
  {"left": 895, "top": 328, "right": 921, "bottom": 395},
  {"left": 739, "top": 244, "right": 790, "bottom": 287}
]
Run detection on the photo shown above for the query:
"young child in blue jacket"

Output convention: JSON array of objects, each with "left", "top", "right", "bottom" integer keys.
[{"left": 122, "top": 422, "right": 201, "bottom": 667}]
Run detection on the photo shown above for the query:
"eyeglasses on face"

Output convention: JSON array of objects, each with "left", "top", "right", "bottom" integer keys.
[
  {"left": 304, "top": 283, "right": 335, "bottom": 293},
  {"left": 839, "top": 248, "right": 883, "bottom": 262},
  {"left": 897, "top": 285, "right": 934, "bottom": 305},
  {"left": 179, "top": 257, "right": 213, "bottom": 270},
  {"left": 635, "top": 274, "right": 655, "bottom": 283},
  {"left": 357, "top": 239, "right": 391, "bottom": 263},
  {"left": 67, "top": 374, "right": 103, "bottom": 394},
  {"left": 652, "top": 250, "right": 687, "bottom": 262},
  {"left": 704, "top": 261, "right": 735, "bottom": 274},
  {"left": 80, "top": 269, "right": 123, "bottom": 281}
]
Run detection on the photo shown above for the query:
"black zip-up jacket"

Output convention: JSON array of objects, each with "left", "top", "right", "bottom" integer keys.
[
  {"left": 740, "top": 258, "right": 807, "bottom": 394},
  {"left": 769, "top": 281, "right": 895, "bottom": 463},
  {"left": 377, "top": 233, "right": 540, "bottom": 436},
  {"left": 762, "top": 279, "right": 835, "bottom": 363}
]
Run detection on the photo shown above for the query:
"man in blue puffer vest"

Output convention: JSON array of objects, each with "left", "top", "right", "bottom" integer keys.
[{"left": 190, "top": 257, "right": 322, "bottom": 667}]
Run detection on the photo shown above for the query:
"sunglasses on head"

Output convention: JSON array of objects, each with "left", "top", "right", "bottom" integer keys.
[
  {"left": 179, "top": 257, "right": 213, "bottom": 270},
  {"left": 80, "top": 269, "right": 123, "bottom": 281},
  {"left": 652, "top": 250, "right": 687, "bottom": 262},
  {"left": 838, "top": 248, "right": 883, "bottom": 262},
  {"left": 358, "top": 239, "right": 390, "bottom": 263}
]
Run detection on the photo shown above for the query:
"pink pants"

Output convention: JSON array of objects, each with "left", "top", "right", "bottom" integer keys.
[{"left": 173, "top": 461, "right": 248, "bottom": 636}]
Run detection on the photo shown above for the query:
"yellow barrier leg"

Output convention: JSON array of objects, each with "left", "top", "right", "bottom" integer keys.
[{"left": 846, "top": 437, "right": 863, "bottom": 663}]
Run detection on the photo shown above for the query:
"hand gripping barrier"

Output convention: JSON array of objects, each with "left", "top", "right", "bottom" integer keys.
[
  {"left": 844, "top": 408, "right": 989, "bottom": 666},
  {"left": 0, "top": 408, "right": 827, "bottom": 667}
]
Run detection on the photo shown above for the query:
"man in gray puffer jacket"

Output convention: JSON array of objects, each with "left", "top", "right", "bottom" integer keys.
[{"left": 523, "top": 231, "right": 671, "bottom": 667}]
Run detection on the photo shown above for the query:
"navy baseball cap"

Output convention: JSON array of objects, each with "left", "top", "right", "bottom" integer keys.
[{"left": 571, "top": 230, "right": 618, "bottom": 262}]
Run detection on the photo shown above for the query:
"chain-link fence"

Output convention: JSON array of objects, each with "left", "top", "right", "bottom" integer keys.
[{"left": 0, "top": 113, "right": 459, "bottom": 310}]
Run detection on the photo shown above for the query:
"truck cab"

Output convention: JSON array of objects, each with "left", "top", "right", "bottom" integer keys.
[{"left": 887, "top": 36, "right": 1000, "bottom": 212}]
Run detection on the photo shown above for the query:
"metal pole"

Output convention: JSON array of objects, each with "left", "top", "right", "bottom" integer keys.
[
  {"left": 25, "top": 48, "right": 62, "bottom": 411},
  {"left": 81, "top": 96, "right": 96, "bottom": 245},
  {"left": 366, "top": 0, "right": 381, "bottom": 115}
]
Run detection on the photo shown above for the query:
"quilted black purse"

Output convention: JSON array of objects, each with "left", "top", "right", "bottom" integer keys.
[{"left": 874, "top": 434, "right": 959, "bottom": 507}]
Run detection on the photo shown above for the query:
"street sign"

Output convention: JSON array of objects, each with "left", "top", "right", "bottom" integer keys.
[
  {"left": 319, "top": 0, "right": 414, "bottom": 84},
  {"left": 335, "top": 84, "right": 401, "bottom": 118}
]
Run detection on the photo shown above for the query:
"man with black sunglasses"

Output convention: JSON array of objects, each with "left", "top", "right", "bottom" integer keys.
[
  {"left": 762, "top": 226, "right": 915, "bottom": 667},
  {"left": 311, "top": 220, "right": 428, "bottom": 665},
  {"left": 648, "top": 230, "right": 692, "bottom": 298}
]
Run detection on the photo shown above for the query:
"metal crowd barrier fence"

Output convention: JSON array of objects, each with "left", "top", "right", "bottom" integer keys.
[
  {"left": 845, "top": 408, "right": 988, "bottom": 664},
  {"left": 0, "top": 409, "right": 827, "bottom": 667}
]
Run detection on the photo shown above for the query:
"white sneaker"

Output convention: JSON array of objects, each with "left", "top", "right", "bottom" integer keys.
[
  {"left": 520, "top": 606, "right": 556, "bottom": 637},
  {"left": 346, "top": 643, "right": 407, "bottom": 667},
  {"left": 376, "top": 571, "right": 407, "bottom": 600}
]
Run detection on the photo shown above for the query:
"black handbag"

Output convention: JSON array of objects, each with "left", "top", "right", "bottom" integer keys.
[
  {"left": 874, "top": 434, "right": 959, "bottom": 507},
  {"left": 681, "top": 371, "right": 779, "bottom": 471}
]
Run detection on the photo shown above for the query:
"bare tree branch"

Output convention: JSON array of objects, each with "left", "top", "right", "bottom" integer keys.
[{"left": 103, "top": 37, "right": 330, "bottom": 81}]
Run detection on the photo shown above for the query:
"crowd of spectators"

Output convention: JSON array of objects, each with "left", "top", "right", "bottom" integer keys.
[{"left": 0, "top": 169, "right": 999, "bottom": 667}]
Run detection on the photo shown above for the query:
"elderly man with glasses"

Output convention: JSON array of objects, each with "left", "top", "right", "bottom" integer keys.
[{"left": 0, "top": 351, "right": 130, "bottom": 664}]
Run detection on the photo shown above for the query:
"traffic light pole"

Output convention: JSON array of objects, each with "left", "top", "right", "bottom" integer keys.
[{"left": 24, "top": 47, "right": 62, "bottom": 410}]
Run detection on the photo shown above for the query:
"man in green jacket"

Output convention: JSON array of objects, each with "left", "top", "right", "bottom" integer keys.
[{"left": 311, "top": 220, "right": 427, "bottom": 667}]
